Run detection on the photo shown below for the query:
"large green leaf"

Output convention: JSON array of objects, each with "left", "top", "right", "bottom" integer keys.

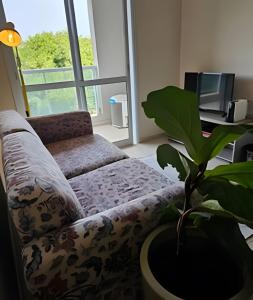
[
  {"left": 199, "top": 177, "right": 253, "bottom": 222},
  {"left": 142, "top": 86, "right": 205, "bottom": 163},
  {"left": 194, "top": 215, "right": 253, "bottom": 299},
  {"left": 157, "top": 144, "right": 199, "bottom": 181},
  {"left": 199, "top": 200, "right": 233, "bottom": 219},
  {"left": 199, "top": 125, "right": 248, "bottom": 162},
  {"left": 205, "top": 161, "right": 253, "bottom": 189},
  {"left": 157, "top": 144, "right": 187, "bottom": 180}
]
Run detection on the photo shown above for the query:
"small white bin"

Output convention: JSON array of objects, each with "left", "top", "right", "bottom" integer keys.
[{"left": 109, "top": 94, "right": 128, "bottom": 128}]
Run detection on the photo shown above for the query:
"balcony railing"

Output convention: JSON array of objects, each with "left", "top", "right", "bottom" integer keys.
[{"left": 22, "top": 66, "right": 100, "bottom": 117}]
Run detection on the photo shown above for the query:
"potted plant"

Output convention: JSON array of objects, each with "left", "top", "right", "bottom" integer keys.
[{"left": 140, "top": 86, "right": 253, "bottom": 300}]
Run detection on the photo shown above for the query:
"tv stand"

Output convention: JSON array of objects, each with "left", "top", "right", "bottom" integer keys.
[{"left": 200, "top": 112, "right": 253, "bottom": 162}]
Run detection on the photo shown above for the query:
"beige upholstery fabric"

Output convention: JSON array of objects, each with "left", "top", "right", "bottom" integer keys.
[
  {"left": 47, "top": 134, "right": 128, "bottom": 179},
  {"left": 69, "top": 158, "right": 173, "bottom": 217},
  {"left": 0, "top": 140, "right": 6, "bottom": 191},
  {"left": 3, "top": 132, "right": 84, "bottom": 245},
  {"left": 27, "top": 110, "right": 93, "bottom": 144},
  {"left": 0, "top": 110, "right": 39, "bottom": 138}
]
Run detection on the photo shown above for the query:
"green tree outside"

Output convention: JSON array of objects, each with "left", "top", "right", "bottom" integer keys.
[
  {"left": 18, "top": 31, "right": 97, "bottom": 116},
  {"left": 19, "top": 31, "right": 94, "bottom": 69}
]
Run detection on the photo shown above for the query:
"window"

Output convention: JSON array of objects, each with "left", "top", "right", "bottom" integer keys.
[{"left": 2, "top": 0, "right": 132, "bottom": 144}]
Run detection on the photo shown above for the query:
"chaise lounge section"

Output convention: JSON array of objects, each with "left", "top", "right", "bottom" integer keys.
[
  {"left": 27, "top": 111, "right": 128, "bottom": 178},
  {"left": 0, "top": 110, "right": 183, "bottom": 299}
]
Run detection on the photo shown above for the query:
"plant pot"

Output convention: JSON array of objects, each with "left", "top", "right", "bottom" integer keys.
[{"left": 140, "top": 224, "right": 252, "bottom": 300}]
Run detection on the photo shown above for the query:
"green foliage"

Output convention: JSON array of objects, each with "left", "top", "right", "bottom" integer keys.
[
  {"left": 142, "top": 85, "right": 253, "bottom": 293},
  {"left": 198, "top": 200, "right": 233, "bottom": 219},
  {"left": 204, "top": 161, "right": 253, "bottom": 189},
  {"left": 157, "top": 144, "right": 198, "bottom": 181},
  {"left": 142, "top": 85, "right": 253, "bottom": 223},
  {"left": 142, "top": 86, "right": 205, "bottom": 163},
  {"left": 194, "top": 215, "right": 253, "bottom": 298},
  {"left": 199, "top": 125, "right": 249, "bottom": 162},
  {"left": 19, "top": 31, "right": 94, "bottom": 69},
  {"left": 159, "top": 205, "right": 181, "bottom": 224},
  {"left": 18, "top": 31, "right": 96, "bottom": 117},
  {"left": 199, "top": 177, "right": 253, "bottom": 222}
]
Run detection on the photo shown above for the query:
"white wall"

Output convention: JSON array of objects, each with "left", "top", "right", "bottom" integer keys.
[
  {"left": 180, "top": 0, "right": 253, "bottom": 115},
  {"left": 0, "top": 1, "right": 25, "bottom": 115},
  {"left": 134, "top": 0, "right": 181, "bottom": 140}
]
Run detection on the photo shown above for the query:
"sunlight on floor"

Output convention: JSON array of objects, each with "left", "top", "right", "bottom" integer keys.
[{"left": 93, "top": 124, "right": 129, "bottom": 143}]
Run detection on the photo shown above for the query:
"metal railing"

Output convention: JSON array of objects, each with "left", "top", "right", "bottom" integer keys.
[
  {"left": 22, "top": 66, "right": 100, "bottom": 116},
  {"left": 22, "top": 65, "right": 98, "bottom": 84}
]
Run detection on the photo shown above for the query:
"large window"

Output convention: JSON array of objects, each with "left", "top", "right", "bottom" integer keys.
[{"left": 2, "top": 0, "right": 129, "bottom": 134}]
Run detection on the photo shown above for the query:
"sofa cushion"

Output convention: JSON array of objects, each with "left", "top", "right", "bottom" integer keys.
[
  {"left": 0, "top": 110, "right": 39, "bottom": 138},
  {"left": 27, "top": 111, "right": 93, "bottom": 144},
  {"left": 69, "top": 158, "right": 173, "bottom": 217},
  {"left": 46, "top": 134, "right": 128, "bottom": 179},
  {"left": 2, "top": 132, "right": 84, "bottom": 245}
]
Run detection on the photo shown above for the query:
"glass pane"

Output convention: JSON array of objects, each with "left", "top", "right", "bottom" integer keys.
[
  {"left": 74, "top": 0, "right": 127, "bottom": 80},
  {"left": 85, "top": 85, "right": 99, "bottom": 116},
  {"left": 28, "top": 88, "right": 78, "bottom": 116},
  {"left": 91, "top": 82, "right": 129, "bottom": 143},
  {"left": 23, "top": 68, "right": 74, "bottom": 85},
  {"left": 3, "top": 0, "right": 74, "bottom": 84}
]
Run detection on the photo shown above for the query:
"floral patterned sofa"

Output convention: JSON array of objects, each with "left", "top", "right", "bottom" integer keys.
[{"left": 0, "top": 110, "right": 183, "bottom": 300}]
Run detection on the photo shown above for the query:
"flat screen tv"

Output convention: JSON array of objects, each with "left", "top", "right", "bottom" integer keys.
[{"left": 184, "top": 72, "right": 235, "bottom": 115}]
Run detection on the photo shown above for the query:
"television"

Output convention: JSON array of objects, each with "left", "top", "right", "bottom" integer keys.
[{"left": 184, "top": 72, "right": 235, "bottom": 115}]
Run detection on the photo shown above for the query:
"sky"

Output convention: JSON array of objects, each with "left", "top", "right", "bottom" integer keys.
[{"left": 2, "top": 0, "right": 91, "bottom": 41}]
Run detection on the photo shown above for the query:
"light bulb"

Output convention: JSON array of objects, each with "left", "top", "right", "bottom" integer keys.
[
  {"left": 0, "top": 28, "right": 21, "bottom": 47},
  {"left": 8, "top": 31, "right": 14, "bottom": 43}
]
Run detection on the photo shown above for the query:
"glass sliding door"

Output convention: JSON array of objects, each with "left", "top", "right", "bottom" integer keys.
[
  {"left": 27, "top": 88, "right": 78, "bottom": 116},
  {"left": 74, "top": 0, "right": 130, "bottom": 145},
  {"left": 87, "top": 82, "right": 129, "bottom": 143},
  {"left": 2, "top": 0, "right": 79, "bottom": 116},
  {"left": 2, "top": 0, "right": 132, "bottom": 145}
]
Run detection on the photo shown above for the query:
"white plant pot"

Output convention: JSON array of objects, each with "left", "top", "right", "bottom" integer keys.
[{"left": 140, "top": 224, "right": 252, "bottom": 300}]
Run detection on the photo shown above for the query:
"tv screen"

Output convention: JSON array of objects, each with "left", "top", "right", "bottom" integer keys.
[{"left": 184, "top": 72, "right": 235, "bottom": 114}]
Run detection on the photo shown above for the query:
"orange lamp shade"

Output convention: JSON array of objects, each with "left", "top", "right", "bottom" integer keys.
[{"left": 0, "top": 28, "right": 21, "bottom": 47}]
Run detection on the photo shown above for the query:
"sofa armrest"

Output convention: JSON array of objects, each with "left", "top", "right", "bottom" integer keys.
[
  {"left": 22, "top": 183, "right": 184, "bottom": 298},
  {"left": 26, "top": 111, "right": 93, "bottom": 144}
]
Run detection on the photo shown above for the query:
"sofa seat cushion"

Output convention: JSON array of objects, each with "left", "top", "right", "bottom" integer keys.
[
  {"left": 69, "top": 158, "right": 173, "bottom": 217},
  {"left": 46, "top": 134, "right": 128, "bottom": 179},
  {"left": 3, "top": 132, "right": 84, "bottom": 245}
]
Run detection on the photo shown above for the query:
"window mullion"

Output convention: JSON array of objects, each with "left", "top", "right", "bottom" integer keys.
[{"left": 64, "top": 0, "right": 87, "bottom": 111}]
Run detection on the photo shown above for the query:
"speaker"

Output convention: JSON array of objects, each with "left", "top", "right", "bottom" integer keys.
[{"left": 226, "top": 99, "right": 248, "bottom": 123}]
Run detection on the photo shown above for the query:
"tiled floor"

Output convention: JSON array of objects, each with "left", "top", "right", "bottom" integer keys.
[
  {"left": 93, "top": 124, "right": 129, "bottom": 143},
  {"left": 122, "top": 134, "right": 228, "bottom": 169},
  {"left": 123, "top": 134, "right": 253, "bottom": 238}
]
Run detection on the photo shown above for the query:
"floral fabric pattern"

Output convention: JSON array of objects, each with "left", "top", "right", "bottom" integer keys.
[
  {"left": 46, "top": 134, "right": 128, "bottom": 179},
  {"left": 69, "top": 158, "right": 173, "bottom": 217},
  {"left": 0, "top": 110, "right": 185, "bottom": 300},
  {"left": 27, "top": 111, "right": 93, "bottom": 145},
  {"left": 0, "top": 110, "right": 39, "bottom": 138},
  {"left": 22, "top": 184, "right": 184, "bottom": 299},
  {"left": 3, "top": 132, "right": 84, "bottom": 245}
]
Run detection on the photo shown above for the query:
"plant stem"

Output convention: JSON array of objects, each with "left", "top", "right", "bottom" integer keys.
[
  {"left": 176, "top": 162, "right": 208, "bottom": 256},
  {"left": 184, "top": 174, "right": 192, "bottom": 212}
]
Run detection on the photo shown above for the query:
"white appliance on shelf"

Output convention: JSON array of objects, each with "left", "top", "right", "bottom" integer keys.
[{"left": 109, "top": 94, "right": 128, "bottom": 128}]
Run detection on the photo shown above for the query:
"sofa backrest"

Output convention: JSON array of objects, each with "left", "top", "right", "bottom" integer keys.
[
  {"left": 2, "top": 131, "right": 84, "bottom": 245},
  {"left": 27, "top": 111, "right": 93, "bottom": 144},
  {"left": 0, "top": 110, "right": 39, "bottom": 138}
]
